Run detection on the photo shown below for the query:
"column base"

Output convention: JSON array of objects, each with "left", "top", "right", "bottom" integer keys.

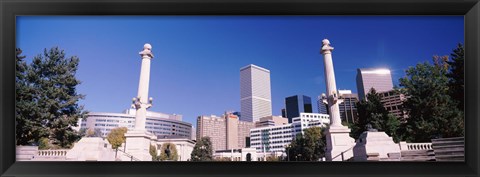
[
  {"left": 325, "top": 125, "right": 355, "bottom": 161},
  {"left": 124, "top": 130, "right": 157, "bottom": 161}
]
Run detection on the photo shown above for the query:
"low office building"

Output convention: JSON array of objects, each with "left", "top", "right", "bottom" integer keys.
[
  {"left": 213, "top": 148, "right": 258, "bottom": 161},
  {"left": 250, "top": 113, "right": 330, "bottom": 153},
  {"left": 81, "top": 108, "right": 192, "bottom": 139}
]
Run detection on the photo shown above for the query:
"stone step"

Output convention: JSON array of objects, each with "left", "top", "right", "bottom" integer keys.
[
  {"left": 431, "top": 137, "right": 464, "bottom": 142},
  {"left": 436, "top": 158, "right": 464, "bottom": 162},
  {"left": 387, "top": 153, "right": 401, "bottom": 158},
  {"left": 435, "top": 154, "right": 464, "bottom": 159},
  {"left": 401, "top": 150, "right": 433, "bottom": 156},
  {"left": 432, "top": 144, "right": 464, "bottom": 149},
  {"left": 432, "top": 142, "right": 464, "bottom": 148},
  {"left": 435, "top": 149, "right": 465, "bottom": 155},
  {"left": 401, "top": 157, "right": 435, "bottom": 161}
]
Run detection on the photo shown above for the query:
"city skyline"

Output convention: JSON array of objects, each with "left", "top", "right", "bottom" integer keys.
[{"left": 16, "top": 16, "right": 464, "bottom": 127}]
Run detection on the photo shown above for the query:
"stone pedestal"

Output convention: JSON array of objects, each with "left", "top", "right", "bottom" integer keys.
[
  {"left": 125, "top": 130, "right": 157, "bottom": 161},
  {"left": 325, "top": 126, "right": 355, "bottom": 161},
  {"left": 352, "top": 131, "right": 400, "bottom": 161},
  {"left": 16, "top": 146, "right": 38, "bottom": 161}
]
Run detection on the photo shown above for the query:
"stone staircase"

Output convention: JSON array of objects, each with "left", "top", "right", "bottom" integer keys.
[
  {"left": 117, "top": 149, "right": 141, "bottom": 161},
  {"left": 431, "top": 137, "right": 464, "bottom": 162},
  {"left": 400, "top": 149, "right": 435, "bottom": 161}
]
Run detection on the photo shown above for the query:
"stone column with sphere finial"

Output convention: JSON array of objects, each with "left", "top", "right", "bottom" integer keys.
[
  {"left": 124, "top": 43, "right": 157, "bottom": 161},
  {"left": 320, "top": 39, "right": 355, "bottom": 161},
  {"left": 320, "top": 39, "right": 343, "bottom": 127},
  {"left": 132, "top": 43, "right": 154, "bottom": 131}
]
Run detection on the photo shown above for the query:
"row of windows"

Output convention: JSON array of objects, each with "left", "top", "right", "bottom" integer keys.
[
  {"left": 94, "top": 124, "right": 119, "bottom": 127},
  {"left": 90, "top": 115, "right": 133, "bottom": 119},
  {"left": 146, "top": 118, "right": 191, "bottom": 127},
  {"left": 301, "top": 114, "right": 327, "bottom": 118},
  {"left": 252, "top": 145, "right": 285, "bottom": 149}
]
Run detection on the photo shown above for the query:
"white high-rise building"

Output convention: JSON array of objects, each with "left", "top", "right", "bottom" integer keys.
[
  {"left": 356, "top": 68, "right": 394, "bottom": 100},
  {"left": 240, "top": 64, "right": 272, "bottom": 122}
]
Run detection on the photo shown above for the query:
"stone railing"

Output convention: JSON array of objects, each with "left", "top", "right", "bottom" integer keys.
[
  {"left": 399, "top": 142, "right": 433, "bottom": 151},
  {"left": 37, "top": 149, "right": 69, "bottom": 157},
  {"left": 332, "top": 145, "right": 355, "bottom": 161},
  {"left": 117, "top": 149, "right": 141, "bottom": 161}
]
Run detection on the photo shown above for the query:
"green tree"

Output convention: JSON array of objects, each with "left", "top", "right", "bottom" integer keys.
[
  {"left": 350, "top": 88, "right": 401, "bottom": 142},
  {"left": 446, "top": 43, "right": 464, "bottom": 111},
  {"left": 285, "top": 127, "right": 326, "bottom": 161},
  {"left": 106, "top": 127, "right": 128, "bottom": 158},
  {"left": 399, "top": 56, "right": 464, "bottom": 142},
  {"left": 15, "top": 48, "right": 42, "bottom": 146},
  {"left": 159, "top": 143, "right": 179, "bottom": 161},
  {"left": 38, "top": 137, "right": 50, "bottom": 150},
  {"left": 15, "top": 47, "right": 87, "bottom": 148},
  {"left": 190, "top": 137, "right": 213, "bottom": 161},
  {"left": 85, "top": 128, "right": 103, "bottom": 137},
  {"left": 149, "top": 144, "right": 160, "bottom": 161}
]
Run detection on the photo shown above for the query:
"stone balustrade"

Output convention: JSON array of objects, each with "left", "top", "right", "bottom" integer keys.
[
  {"left": 37, "top": 149, "right": 69, "bottom": 157},
  {"left": 399, "top": 142, "right": 433, "bottom": 151}
]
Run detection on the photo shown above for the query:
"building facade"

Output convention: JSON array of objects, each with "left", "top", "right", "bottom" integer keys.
[
  {"left": 337, "top": 90, "right": 359, "bottom": 124},
  {"left": 196, "top": 112, "right": 254, "bottom": 151},
  {"left": 356, "top": 68, "right": 394, "bottom": 100},
  {"left": 379, "top": 90, "right": 408, "bottom": 121},
  {"left": 250, "top": 113, "right": 330, "bottom": 153},
  {"left": 81, "top": 108, "right": 192, "bottom": 139},
  {"left": 254, "top": 116, "right": 289, "bottom": 128},
  {"left": 285, "top": 95, "right": 313, "bottom": 123},
  {"left": 240, "top": 64, "right": 272, "bottom": 122}
]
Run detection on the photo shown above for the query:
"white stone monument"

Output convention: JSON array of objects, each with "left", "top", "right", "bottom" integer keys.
[
  {"left": 353, "top": 130, "right": 401, "bottom": 161},
  {"left": 320, "top": 39, "right": 355, "bottom": 161},
  {"left": 124, "top": 43, "right": 157, "bottom": 161}
]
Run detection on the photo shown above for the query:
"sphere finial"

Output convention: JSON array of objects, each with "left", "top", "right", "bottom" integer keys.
[
  {"left": 144, "top": 43, "right": 152, "bottom": 50},
  {"left": 322, "top": 39, "right": 330, "bottom": 46},
  {"left": 139, "top": 43, "right": 154, "bottom": 58},
  {"left": 321, "top": 38, "right": 334, "bottom": 54}
]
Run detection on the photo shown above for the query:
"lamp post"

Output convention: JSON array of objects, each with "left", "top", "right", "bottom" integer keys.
[{"left": 286, "top": 145, "right": 290, "bottom": 161}]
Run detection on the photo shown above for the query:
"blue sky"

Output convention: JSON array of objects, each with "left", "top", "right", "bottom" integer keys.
[{"left": 16, "top": 16, "right": 464, "bottom": 127}]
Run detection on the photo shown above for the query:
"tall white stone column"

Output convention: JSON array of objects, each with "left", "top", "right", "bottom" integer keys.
[
  {"left": 321, "top": 39, "right": 343, "bottom": 127},
  {"left": 133, "top": 44, "right": 154, "bottom": 131},
  {"left": 124, "top": 43, "right": 157, "bottom": 161},
  {"left": 320, "top": 39, "right": 355, "bottom": 161}
]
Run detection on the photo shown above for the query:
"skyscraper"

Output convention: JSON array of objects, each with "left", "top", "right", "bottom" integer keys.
[
  {"left": 318, "top": 90, "right": 358, "bottom": 124},
  {"left": 317, "top": 95, "right": 329, "bottom": 115},
  {"left": 285, "top": 95, "right": 313, "bottom": 123},
  {"left": 337, "top": 90, "right": 359, "bottom": 124},
  {"left": 240, "top": 64, "right": 272, "bottom": 122},
  {"left": 356, "top": 68, "right": 394, "bottom": 100}
]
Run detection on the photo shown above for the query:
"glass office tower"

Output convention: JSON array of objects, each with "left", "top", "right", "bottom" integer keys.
[{"left": 285, "top": 95, "right": 313, "bottom": 123}]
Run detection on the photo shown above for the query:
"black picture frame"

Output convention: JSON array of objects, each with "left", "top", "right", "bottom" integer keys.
[{"left": 1, "top": 0, "right": 479, "bottom": 176}]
